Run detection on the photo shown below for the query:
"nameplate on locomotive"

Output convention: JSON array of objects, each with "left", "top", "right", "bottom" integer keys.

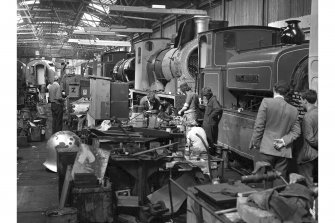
[{"left": 235, "top": 74, "right": 259, "bottom": 83}]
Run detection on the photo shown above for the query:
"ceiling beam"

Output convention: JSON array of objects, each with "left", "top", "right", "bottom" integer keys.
[
  {"left": 18, "top": 28, "right": 36, "bottom": 31},
  {"left": 84, "top": 26, "right": 127, "bottom": 31},
  {"left": 74, "top": 27, "right": 152, "bottom": 34},
  {"left": 108, "top": 5, "right": 207, "bottom": 15},
  {"left": 72, "top": 31, "right": 128, "bottom": 37},
  {"left": 18, "top": 8, "right": 75, "bottom": 12},
  {"left": 20, "top": 4, "right": 40, "bottom": 47},
  {"left": 17, "top": 32, "right": 36, "bottom": 35},
  {"left": 86, "top": 6, "right": 158, "bottom": 21},
  {"left": 68, "top": 39, "right": 131, "bottom": 47},
  {"left": 20, "top": 16, "right": 57, "bottom": 19},
  {"left": 41, "top": 0, "right": 83, "bottom": 2}
]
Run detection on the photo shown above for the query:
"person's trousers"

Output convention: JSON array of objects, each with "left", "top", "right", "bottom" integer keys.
[
  {"left": 203, "top": 123, "right": 218, "bottom": 148},
  {"left": 257, "top": 153, "right": 288, "bottom": 187},
  {"left": 51, "top": 102, "right": 64, "bottom": 134},
  {"left": 297, "top": 159, "right": 317, "bottom": 188}
]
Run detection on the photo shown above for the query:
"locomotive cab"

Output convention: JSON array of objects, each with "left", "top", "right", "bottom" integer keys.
[{"left": 198, "top": 26, "right": 309, "bottom": 161}]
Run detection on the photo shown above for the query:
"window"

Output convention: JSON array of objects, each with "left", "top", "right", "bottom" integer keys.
[
  {"left": 137, "top": 47, "right": 141, "bottom": 64},
  {"left": 145, "top": 41, "right": 153, "bottom": 51}
]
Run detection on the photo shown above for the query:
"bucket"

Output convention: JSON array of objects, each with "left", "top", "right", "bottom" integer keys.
[
  {"left": 21, "top": 109, "right": 31, "bottom": 120},
  {"left": 45, "top": 207, "right": 77, "bottom": 223}
]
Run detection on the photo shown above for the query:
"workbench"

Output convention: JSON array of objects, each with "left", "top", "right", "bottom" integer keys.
[
  {"left": 89, "top": 128, "right": 182, "bottom": 206},
  {"left": 108, "top": 155, "right": 170, "bottom": 205},
  {"left": 90, "top": 127, "right": 185, "bottom": 150}
]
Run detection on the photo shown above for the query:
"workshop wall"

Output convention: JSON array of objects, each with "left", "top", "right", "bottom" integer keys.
[
  {"left": 268, "top": 0, "right": 311, "bottom": 22},
  {"left": 153, "top": 0, "right": 312, "bottom": 38},
  {"left": 225, "top": 0, "right": 264, "bottom": 25}
]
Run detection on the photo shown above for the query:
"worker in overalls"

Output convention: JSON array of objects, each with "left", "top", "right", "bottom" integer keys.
[
  {"left": 178, "top": 82, "right": 200, "bottom": 125},
  {"left": 140, "top": 91, "right": 161, "bottom": 128},
  {"left": 140, "top": 91, "right": 161, "bottom": 113},
  {"left": 201, "top": 87, "right": 223, "bottom": 154}
]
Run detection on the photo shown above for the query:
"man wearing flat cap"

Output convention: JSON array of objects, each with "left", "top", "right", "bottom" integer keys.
[{"left": 201, "top": 87, "right": 223, "bottom": 153}]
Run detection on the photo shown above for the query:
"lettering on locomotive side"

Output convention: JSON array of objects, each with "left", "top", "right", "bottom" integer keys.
[{"left": 235, "top": 74, "right": 259, "bottom": 83}]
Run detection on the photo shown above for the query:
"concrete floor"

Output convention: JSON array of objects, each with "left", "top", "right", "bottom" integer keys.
[{"left": 17, "top": 140, "right": 59, "bottom": 223}]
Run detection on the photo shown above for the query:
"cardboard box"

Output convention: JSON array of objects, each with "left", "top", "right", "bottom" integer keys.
[{"left": 68, "top": 84, "right": 80, "bottom": 98}]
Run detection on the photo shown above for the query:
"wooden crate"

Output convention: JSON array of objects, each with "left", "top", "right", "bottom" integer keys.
[{"left": 71, "top": 186, "right": 115, "bottom": 223}]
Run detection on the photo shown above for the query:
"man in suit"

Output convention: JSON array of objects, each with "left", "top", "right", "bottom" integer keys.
[
  {"left": 250, "top": 81, "right": 301, "bottom": 186},
  {"left": 296, "top": 89, "right": 318, "bottom": 187}
]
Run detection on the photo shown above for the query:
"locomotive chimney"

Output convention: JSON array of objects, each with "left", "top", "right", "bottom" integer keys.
[{"left": 194, "top": 15, "right": 210, "bottom": 34}]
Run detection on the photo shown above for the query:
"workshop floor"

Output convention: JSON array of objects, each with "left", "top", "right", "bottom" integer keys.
[
  {"left": 17, "top": 140, "right": 59, "bottom": 223},
  {"left": 17, "top": 139, "right": 242, "bottom": 223}
]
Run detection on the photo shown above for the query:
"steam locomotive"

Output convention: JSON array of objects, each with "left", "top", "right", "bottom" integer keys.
[{"left": 108, "top": 16, "right": 311, "bottom": 162}]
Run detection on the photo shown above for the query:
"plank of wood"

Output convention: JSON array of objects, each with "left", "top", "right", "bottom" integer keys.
[
  {"left": 109, "top": 5, "right": 207, "bottom": 15},
  {"left": 215, "top": 208, "right": 237, "bottom": 214},
  {"left": 59, "top": 165, "right": 72, "bottom": 209}
]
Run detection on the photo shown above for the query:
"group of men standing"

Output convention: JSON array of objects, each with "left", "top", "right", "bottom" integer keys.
[
  {"left": 181, "top": 81, "right": 317, "bottom": 188},
  {"left": 250, "top": 81, "right": 318, "bottom": 187}
]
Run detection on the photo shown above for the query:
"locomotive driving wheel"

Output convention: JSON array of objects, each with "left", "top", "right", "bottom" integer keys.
[{"left": 291, "top": 57, "right": 309, "bottom": 92}]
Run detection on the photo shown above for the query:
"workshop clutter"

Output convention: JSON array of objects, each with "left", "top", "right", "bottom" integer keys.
[
  {"left": 129, "top": 112, "right": 147, "bottom": 128},
  {"left": 71, "top": 184, "right": 115, "bottom": 223},
  {"left": 17, "top": 106, "right": 47, "bottom": 144},
  {"left": 70, "top": 97, "right": 90, "bottom": 114},
  {"left": 237, "top": 183, "right": 316, "bottom": 223}
]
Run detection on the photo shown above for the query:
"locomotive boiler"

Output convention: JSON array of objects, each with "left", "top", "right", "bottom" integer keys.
[{"left": 115, "top": 16, "right": 217, "bottom": 110}]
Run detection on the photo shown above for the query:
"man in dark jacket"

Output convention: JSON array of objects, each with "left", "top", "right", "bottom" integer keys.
[
  {"left": 250, "top": 81, "right": 301, "bottom": 186},
  {"left": 297, "top": 89, "right": 318, "bottom": 187},
  {"left": 201, "top": 87, "right": 223, "bottom": 151}
]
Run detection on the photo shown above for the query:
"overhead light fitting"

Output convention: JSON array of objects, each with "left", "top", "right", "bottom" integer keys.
[
  {"left": 19, "top": 0, "right": 40, "bottom": 6},
  {"left": 152, "top": 5, "right": 166, "bottom": 9}
]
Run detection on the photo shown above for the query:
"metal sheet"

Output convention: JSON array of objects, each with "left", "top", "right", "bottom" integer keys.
[
  {"left": 194, "top": 182, "right": 254, "bottom": 204},
  {"left": 71, "top": 144, "right": 111, "bottom": 181},
  {"left": 147, "top": 172, "right": 197, "bottom": 212},
  {"left": 218, "top": 109, "right": 257, "bottom": 160}
]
